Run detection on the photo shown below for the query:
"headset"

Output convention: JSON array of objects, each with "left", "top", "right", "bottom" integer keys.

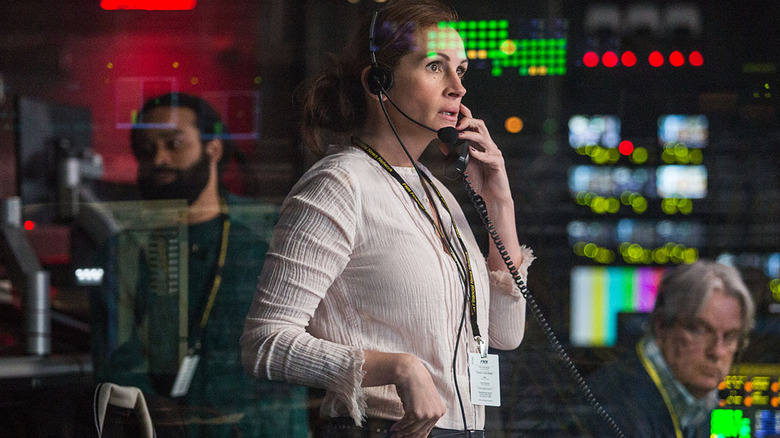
[
  {"left": 367, "top": 10, "right": 394, "bottom": 96},
  {"left": 365, "top": 9, "right": 624, "bottom": 438}
]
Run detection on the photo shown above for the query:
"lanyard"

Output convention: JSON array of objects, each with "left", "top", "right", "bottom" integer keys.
[
  {"left": 637, "top": 338, "right": 684, "bottom": 438},
  {"left": 351, "top": 137, "right": 484, "bottom": 352},
  {"left": 191, "top": 198, "right": 230, "bottom": 354}
]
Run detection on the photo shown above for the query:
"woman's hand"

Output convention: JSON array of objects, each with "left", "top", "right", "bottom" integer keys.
[
  {"left": 446, "top": 103, "right": 512, "bottom": 204},
  {"left": 363, "top": 351, "right": 446, "bottom": 437},
  {"left": 389, "top": 353, "right": 446, "bottom": 437},
  {"left": 444, "top": 103, "right": 527, "bottom": 274}
]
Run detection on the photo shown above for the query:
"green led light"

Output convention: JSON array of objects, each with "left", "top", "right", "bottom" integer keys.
[{"left": 454, "top": 21, "right": 568, "bottom": 76}]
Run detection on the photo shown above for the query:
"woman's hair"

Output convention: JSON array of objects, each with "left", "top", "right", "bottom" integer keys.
[
  {"left": 649, "top": 260, "right": 756, "bottom": 348},
  {"left": 299, "top": 0, "right": 457, "bottom": 155}
]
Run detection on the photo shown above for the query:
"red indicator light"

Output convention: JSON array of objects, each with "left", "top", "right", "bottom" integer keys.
[
  {"left": 583, "top": 51, "right": 600, "bottom": 68},
  {"left": 689, "top": 51, "right": 704, "bottom": 67},
  {"left": 669, "top": 51, "right": 685, "bottom": 67},
  {"left": 24, "top": 220, "right": 35, "bottom": 231},
  {"left": 648, "top": 51, "right": 665, "bottom": 67},
  {"left": 101, "top": 0, "right": 197, "bottom": 10},
  {"left": 621, "top": 51, "right": 637, "bottom": 67},
  {"left": 618, "top": 140, "right": 634, "bottom": 156},
  {"left": 602, "top": 51, "right": 619, "bottom": 68}
]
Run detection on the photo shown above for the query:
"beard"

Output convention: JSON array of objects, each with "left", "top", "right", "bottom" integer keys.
[{"left": 137, "top": 152, "right": 211, "bottom": 205}]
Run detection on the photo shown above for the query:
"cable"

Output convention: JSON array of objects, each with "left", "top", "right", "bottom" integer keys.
[
  {"left": 460, "top": 175, "right": 627, "bottom": 438},
  {"left": 375, "top": 87, "right": 471, "bottom": 435},
  {"left": 382, "top": 92, "right": 437, "bottom": 134}
]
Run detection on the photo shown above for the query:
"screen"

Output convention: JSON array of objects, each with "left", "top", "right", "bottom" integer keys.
[
  {"left": 568, "top": 165, "right": 655, "bottom": 197},
  {"left": 14, "top": 96, "right": 92, "bottom": 223},
  {"left": 570, "top": 265, "right": 665, "bottom": 347},
  {"left": 656, "top": 165, "right": 708, "bottom": 199},
  {"left": 567, "top": 219, "right": 705, "bottom": 248},
  {"left": 568, "top": 115, "right": 621, "bottom": 148},
  {"left": 658, "top": 114, "right": 709, "bottom": 148}
]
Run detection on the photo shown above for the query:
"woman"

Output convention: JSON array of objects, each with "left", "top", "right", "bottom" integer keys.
[{"left": 241, "top": 1, "right": 534, "bottom": 436}]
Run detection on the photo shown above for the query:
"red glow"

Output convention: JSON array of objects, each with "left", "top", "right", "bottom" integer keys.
[
  {"left": 24, "top": 221, "right": 35, "bottom": 231},
  {"left": 583, "top": 51, "right": 600, "bottom": 68},
  {"left": 602, "top": 51, "right": 619, "bottom": 68},
  {"left": 621, "top": 51, "right": 637, "bottom": 67},
  {"left": 669, "top": 51, "right": 685, "bottom": 67},
  {"left": 101, "top": 0, "right": 196, "bottom": 10},
  {"left": 689, "top": 51, "right": 704, "bottom": 67},
  {"left": 648, "top": 51, "right": 665, "bottom": 67},
  {"left": 618, "top": 140, "right": 634, "bottom": 156}
]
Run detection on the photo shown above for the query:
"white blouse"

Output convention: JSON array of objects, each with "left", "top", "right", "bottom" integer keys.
[{"left": 241, "top": 145, "right": 533, "bottom": 430}]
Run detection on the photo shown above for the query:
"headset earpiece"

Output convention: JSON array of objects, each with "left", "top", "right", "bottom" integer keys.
[
  {"left": 367, "top": 10, "right": 394, "bottom": 96},
  {"left": 367, "top": 65, "right": 393, "bottom": 95}
]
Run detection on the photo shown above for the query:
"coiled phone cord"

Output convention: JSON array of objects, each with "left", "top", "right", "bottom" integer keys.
[{"left": 461, "top": 175, "right": 627, "bottom": 438}]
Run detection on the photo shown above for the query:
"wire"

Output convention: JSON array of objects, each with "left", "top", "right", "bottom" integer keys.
[
  {"left": 376, "top": 88, "right": 471, "bottom": 434},
  {"left": 382, "top": 92, "right": 437, "bottom": 134},
  {"left": 460, "top": 174, "right": 627, "bottom": 438}
]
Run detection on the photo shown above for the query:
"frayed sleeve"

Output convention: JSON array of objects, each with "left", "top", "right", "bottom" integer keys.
[{"left": 487, "top": 245, "right": 534, "bottom": 350}]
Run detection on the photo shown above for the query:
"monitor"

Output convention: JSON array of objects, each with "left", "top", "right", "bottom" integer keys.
[
  {"left": 568, "top": 165, "right": 655, "bottom": 197},
  {"left": 568, "top": 115, "right": 621, "bottom": 149},
  {"left": 14, "top": 96, "right": 93, "bottom": 223},
  {"left": 570, "top": 265, "right": 666, "bottom": 347},
  {"left": 656, "top": 164, "right": 708, "bottom": 199},
  {"left": 658, "top": 114, "right": 709, "bottom": 148}
]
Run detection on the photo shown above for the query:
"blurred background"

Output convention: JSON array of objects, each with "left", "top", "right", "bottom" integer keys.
[{"left": 0, "top": 0, "right": 778, "bottom": 436}]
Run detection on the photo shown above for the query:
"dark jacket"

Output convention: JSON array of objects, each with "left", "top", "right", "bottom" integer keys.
[{"left": 584, "top": 345, "right": 711, "bottom": 438}]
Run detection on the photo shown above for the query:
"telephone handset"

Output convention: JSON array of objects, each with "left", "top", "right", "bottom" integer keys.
[{"left": 437, "top": 126, "right": 470, "bottom": 180}]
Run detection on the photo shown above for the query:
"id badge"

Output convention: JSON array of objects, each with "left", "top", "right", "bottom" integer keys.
[
  {"left": 170, "top": 354, "right": 200, "bottom": 398},
  {"left": 468, "top": 353, "right": 501, "bottom": 406}
]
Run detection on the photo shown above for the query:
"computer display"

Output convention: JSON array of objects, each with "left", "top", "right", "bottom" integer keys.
[
  {"left": 658, "top": 114, "right": 709, "bottom": 148},
  {"left": 568, "top": 165, "right": 655, "bottom": 197},
  {"left": 14, "top": 96, "right": 92, "bottom": 223},
  {"left": 570, "top": 265, "right": 665, "bottom": 347},
  {"left": 567, "top": 219, "right": 705, "bottom": 248},
  {"left": 568, "top": 115, "right": 621, "bottom": 149},
  {"left": 656, "top": 164, "right": 708, "bottom": 199}
]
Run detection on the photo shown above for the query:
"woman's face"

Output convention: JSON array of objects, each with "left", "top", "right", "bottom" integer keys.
[{"left": 385, "top": 25, "right": 468, "bottom": 136}]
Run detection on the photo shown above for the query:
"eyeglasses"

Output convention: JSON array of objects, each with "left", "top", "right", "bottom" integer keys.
[{"left": 677, "top": 320, "right": 743, "bottom": 351}]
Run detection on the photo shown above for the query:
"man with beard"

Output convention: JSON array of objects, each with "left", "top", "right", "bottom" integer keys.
[
  {"left": 584, "top": 261, "right": 755, "bottom": 438},
  {"left": 89, "top": 93, "right": 308, "bottom": 438}
]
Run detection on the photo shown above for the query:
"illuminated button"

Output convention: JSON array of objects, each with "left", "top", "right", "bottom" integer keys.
[
  {"left": 621, "top": 51, "right": 637, "bottom": 67},
  {"left": 602, "top": 51, "right": 618, "bottom": 68},
  {"left": 689, "top": 51, "right": 704, "bottom": 66},
  {"left": 583, "top": 51, "right": 599, "bottom": 67},
  {"left": 669, "top": 51, "right": 685, "bottom": 67},
  {"left": 649, "top": 51, "right": 664, "bottom": 67},
  {"left": 504, "top": 116, "right": 524, "bottom": 133},
  {"left": 618, "top": 140, "right": 634, "bottom": 155}
]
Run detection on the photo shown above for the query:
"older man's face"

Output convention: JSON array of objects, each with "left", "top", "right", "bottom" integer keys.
[{"left": 656, "top": 289, "right": 744, "bottom": 399}]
